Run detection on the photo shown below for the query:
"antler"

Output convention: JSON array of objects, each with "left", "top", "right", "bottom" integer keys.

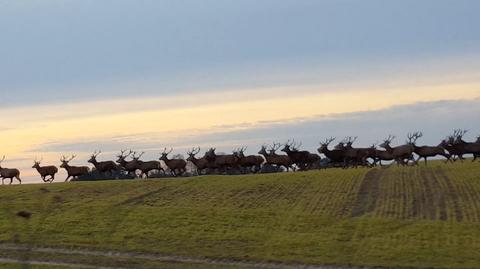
[
  {"left": 408, "top": 131, "right": 423, "bottom": 144},
  {"left": 118, "top": 149, "right": 131, "bottom": 158},
  {"left": 291, "top": 140, "right": 302, "bottom": 150},
  {"left": 347, "top": 136, "right": 358, "bottom": 144},
  {"left": 453, "top": 129, "right": 468, "bottom": 139},
  {"left": 270, "top": 142, "right": 281, "bottom": 151},
  {"left": 322, "top": 137, "right": 336, "bottom": 145},
  {"left": 0, "top": 156, "right": 5, "bottom": 163},
  {"left": 384, "top": 135, "right": 395, "bottom": 143}
]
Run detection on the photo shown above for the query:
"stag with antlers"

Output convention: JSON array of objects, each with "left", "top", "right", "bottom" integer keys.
[
  {"left": 0, "top": 156, "right": 21, "bottom": 185},
  {"left": 407, "top": 132, "right": 451, "bottom": 165},
  {"left": 379, "top": 134, "right": 416, "bottom": 166},
  {"left": 452, "top": 129, "right": 480, "bottom": 162},
  {"left": 116, "top": 150, "right": 139, "bottom": 176},
  {"left": 258, "top": 143, "right": 293, "bottom": 172},
  {"left": 204, "top": 148, "right": 240, "bottom": 173},
  {"left": 131, "top": 151, "right": 163, "bottom": 178},
  {"left": 60, "top": 155, "right": 89, "bottom": 182},
  {"left": 235, "top": 147, "right": 264, "bottom": 173},
  {"left": 33, "top": 157, "right": 58, "bottom": 183},
  {"left": 159, "top": 148, "right": 186, "bottom": 177},
  {"left": 317, "top": 138, "right": 346, "bottom": 167},
  {"left": 88, "top": 150, "right": 119, "bottom": 176},
  {"left": 186, "top": 147, "right": 211, "bottom": 175},
  {"left": 334, "top": 136, "right": 374, "bottom": 168},
  {"left": 282, "top": 140, "right": 319, "bottom": 170}
]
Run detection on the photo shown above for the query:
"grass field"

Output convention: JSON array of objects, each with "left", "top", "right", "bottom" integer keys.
[{"left": 0, "top": 160, "right": 479, "bottom": 268}]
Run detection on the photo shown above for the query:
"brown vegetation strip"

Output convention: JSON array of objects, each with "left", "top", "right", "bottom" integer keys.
[
  {"left": 350, "top": 169, "right": 383, "bottom": 218},
  {"left": 0, "top": 244, "right": 372, "bottom": 269}
]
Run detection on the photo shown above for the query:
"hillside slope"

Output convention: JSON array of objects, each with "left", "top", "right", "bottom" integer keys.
[{"left": 0, "top": 161, "right": 479, "bottom": 268}]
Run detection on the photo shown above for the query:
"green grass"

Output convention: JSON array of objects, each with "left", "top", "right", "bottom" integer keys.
[{"left": 0, "top": 161, "right": 479, "bottom": 268}]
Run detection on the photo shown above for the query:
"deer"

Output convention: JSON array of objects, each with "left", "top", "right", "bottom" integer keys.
[
  {"left": 32, "top": 157, "right": 58, "bottom": 183},
  {"left": 379, "top": 134, "right": 416, "bottom": 166},
  {"left": 60, "top": 155, "right": 89, "bottom": 182},
  {"left": 159, "top": 148, "right": 186, "bottom": 177},
  {"left": 132, "top": 151, "right": 163, "bottom": 178},
  {"left": 88, "top": 150, "right": 119, "bottom": 176},
  {"left": 186, "top": 147, "right": 211, "bottom": 175},
  {"left": 235, "top": 147, "right": 264, "bottom": 173},
  {"left": 452, "top": 129, "right": 480, "bottom": 162},
  {"left": 204, "top": 148, "right": 240, "bottom": 173},
  {"left": 0, "top": 156, "right": 21, "bottom": 185},
  {"left": 407, "top": 132, "right": 451, "bottom": 165},
  {"left": 281, "top": 140, "right": 319, "bottom": 170},
  {"left": 334, "top": 137, "right": 373, "bottom": 168},
  {"left": 116, "top": 149, "right": 139, "bottom": 176},
  {"left": 258, "top": 143, "right": 293, "bottom": 171},
  {"left": 439, "top": 136, "right": 464, "bottom": 162},
  {"left": 317, "top": 138, "right": 346, "bottom": 167},
  {"left": 370, "top": 143, "right": 395, "bottom": 166}
]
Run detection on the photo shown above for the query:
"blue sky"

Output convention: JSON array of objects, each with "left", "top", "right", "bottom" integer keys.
[
  {"left": 1, "top": 0, "right": 479, "bottom": 104},
  {"left": 0, "top": 0, "right": 479, "bottom": 182}
]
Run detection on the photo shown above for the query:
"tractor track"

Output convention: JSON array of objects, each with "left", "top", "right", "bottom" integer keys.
[{"left": 0, "top": 244, "right": 371, "bottom": 269}]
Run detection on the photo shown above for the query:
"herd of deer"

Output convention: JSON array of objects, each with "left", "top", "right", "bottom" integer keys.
[{"left": 1, "top": 129, "right": 479, "bottom": 184}]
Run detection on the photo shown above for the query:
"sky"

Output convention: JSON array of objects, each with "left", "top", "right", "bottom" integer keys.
[{"left": 0, "top": 0, "right": 479, "bottom": 183}]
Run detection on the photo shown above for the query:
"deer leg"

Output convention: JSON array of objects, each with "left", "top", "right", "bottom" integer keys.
[
  {"left": 65, "top": 175, "right": 71, "bottom": 182},
  {"left": 16, "top": 176, "right": 21, "bottom": 184}
]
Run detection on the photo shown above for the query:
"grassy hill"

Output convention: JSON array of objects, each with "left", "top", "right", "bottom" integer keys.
[{"left": 0, "top": 161, "right": 479, "bottom": 269}]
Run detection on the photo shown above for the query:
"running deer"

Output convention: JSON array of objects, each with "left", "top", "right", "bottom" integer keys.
[
  {"left": 317, "top": 138, "right": 346, "bottom": 167},
  {"left": 88, "top": 150, "right": 119, "bottom": 175},
  {"left": 204, "top": 148, "right": 240, "bottom": 173},
  {"left": 235, "top": 147, "right": 264, "bottom": 173},
  {"left": 258, "top": 143, "right": 293, "bottom": 171},
  {"left": 60, "top": 155, "right": 89, "bottom": 182},
  {"left": 159, "top": 148, "right": 186, "bottom": 176},
  {"left": 408, "top": 132, "right": 451, "bottom": 165},
  {"left": 281, "top": 140, "right": 319, "bottom": 170},
  {"left": 379, "top": 134, "right": 416, "bottom": 166},
  {"left": 453, "top": 129, "right": 480, "bottom": 162},
  {"left": 0, "top": 156, "right": 21, "bottom": 185},
  {"left": 116, "top": 150, "right": 139, "bottom": 176},
  {"left": 334, "top": 137, "right": 374, "bottom": 168},
  {"left": 133, "top": 151, "right": 163, "bottom": 178},
  {"left": 32, "top": 158, "right": 58, "bottom": 183},
  {"left": 186, "top": 147, "right": 210, "bottom": 175}
]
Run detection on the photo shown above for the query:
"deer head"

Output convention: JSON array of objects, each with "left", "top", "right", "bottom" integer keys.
[
  {"left": 88, "top": 150, "right": 101, "bottom": 163},
  {"left": 60, "top": 155, "right": 76, "bottom": 168},
  {"left": 187, "top": 147, "right": 201, "bottom": 161},
  {"left": 318, "top": 137, "right": 335, "bottom": 152},
  {"left": 116, "top": 149, "right": 132, "bottom": 163},
  {"left": 379, "top": 135, "right": 395, "bottom": 148},
  {"left": 160, "top": 148, "right": 173, "bottom": 160}
]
